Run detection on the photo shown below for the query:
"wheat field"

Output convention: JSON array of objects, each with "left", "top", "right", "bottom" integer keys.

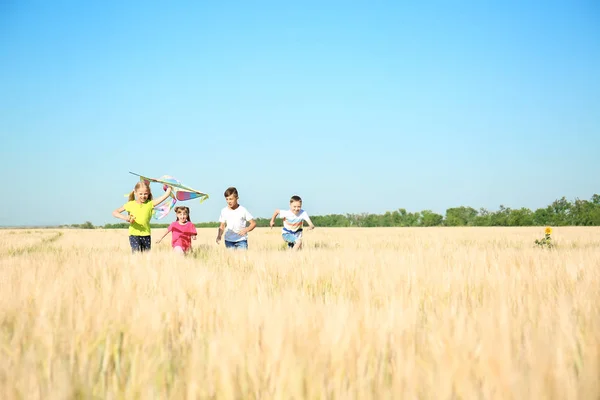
[{"left": 0, "top": 227, "right": 599, "bottom": 399}]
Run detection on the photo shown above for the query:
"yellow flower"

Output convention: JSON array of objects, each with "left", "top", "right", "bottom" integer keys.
[{"left": 545, "top": 227, "right": 552, "bottom": 235}]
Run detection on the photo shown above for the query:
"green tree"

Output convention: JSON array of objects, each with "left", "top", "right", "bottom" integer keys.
[
  {"left": 533, "top": 208, "right": 549, "bottom": 226},
  {"left": 473, "top": 208, "right": 492, "bottom": 226},
  {"left": 507, "top": 208, "right": 534, "bottom": 226},
  {"left": 489, "top": 205, "right": 511, "bottom": 226},
  {"left": 393, "top": 209, "right": 420, "bottom": 226},
  {"left": 420, "top": 210, "right": 443, "bottom": 226},
  {"left": 445, "top": 207, "right": 478, "bottom": 226},
  {"left": 97, "top": 193, "right": 600, "bottom": 228},
  {"left": 570, "top": 198, "right": 600, "bottom": 226},
  {"left": 545, "top": 197, "right": 572, "bottom": 226}
]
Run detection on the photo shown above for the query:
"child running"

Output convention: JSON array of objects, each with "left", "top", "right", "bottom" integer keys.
[
  {"left": 112, "top": 181, "right": 172, "bottom": 253},
  {"left": 155, "top": 206, "right": 197, "bottom": 255},
  {"left": 269, "top": 195, "right": 315, "bottom": 250},
  {"left": 216, "top": 187, "right": 256, "bottom": 250}
]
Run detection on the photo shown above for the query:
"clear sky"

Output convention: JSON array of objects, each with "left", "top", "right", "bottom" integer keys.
[{"left": 1, "top": 1, "right": 599, "bottom": 226}]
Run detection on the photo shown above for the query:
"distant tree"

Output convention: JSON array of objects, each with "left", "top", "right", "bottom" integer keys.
[
  {"left": 570, "top": 198, "right": 600, "bottom": 226},
  {"left": 80, "top": 221, "right": 95, "bottom": 229},
  {"left": 254, "top": 218, "right": 271, "bottom": 227},
  {"left": 420, "top": 210, "right": 443, "bottom": 227},
  {"left": 362, "top": 213, "right": 381, "bottom": 227},
  {"left": 312, "top": 214, "right": 350, "bottom": 227},
  {"left": 103, "top": 223, "right": 129, "bottom": 229},
  {"left": 507, "top": 208, "right": 534, "bottom": 226},
  {"left": 445, "top": 207, "right": 478, "bottom": 226},
  {"left": 545, "top": 197, "right": 572, "bottom": 226},
  {"left": 533, "top": 208, "right": 549, "bottom": 226},
  {"left": 473, "top": 208, "right": 492, "bottom": 226},
  {"left": 396, "top": 209, "right": 420, "bottom": 227},
  {"left": 96, "top": 193, "right": 600, "bottom": 228},
  {"left": 489, "top": 205, "right": 511, "bottom": 226}
]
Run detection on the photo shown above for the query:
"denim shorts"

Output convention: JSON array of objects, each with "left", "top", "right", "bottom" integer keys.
[
  {"left": 225, "top": 240, "right": 248, "bottom": 250},
  {"left": 282, "top": 233, "right": 300, "bottom": 243},
  {"left": 282, "top": 231, "right": 303, "bottom": 248}
]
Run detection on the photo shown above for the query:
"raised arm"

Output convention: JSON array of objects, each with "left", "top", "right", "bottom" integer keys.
[
  {"left": 152, "top": 186, "right": 172, "bottom": 206},
  {"left": 269, "top": 209, "right": 280, "bottom": 228}
]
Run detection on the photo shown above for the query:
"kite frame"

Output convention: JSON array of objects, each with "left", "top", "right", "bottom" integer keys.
[{"left": 129, "top": 171, "right": 209, "bottom": 203}]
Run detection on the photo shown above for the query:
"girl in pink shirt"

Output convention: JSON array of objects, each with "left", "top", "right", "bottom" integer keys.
[{"left": 156, "top": 206, "right": 197, "bottom": 254}]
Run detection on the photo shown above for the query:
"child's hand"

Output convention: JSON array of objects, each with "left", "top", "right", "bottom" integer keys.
[
  {"left": 192, "top": 236, "right": 197, "bottom": 241},
  {"left": 216, "top": 236, "right": 221, "bottom": 244},
  {"left": 308, "top": 225, "right": 315, "bottom": 230},
  {"left": 269, "top": 220, "right": 275, "bottom": 228},
  {"left": 127, "top": 215, "right": 135, "bottom": 224},
  {"left": 155, "top": 239, "right": 161, "bottom": 244},
  {"left": 238, "top": 228, "right": 248, "bottom": 236}
]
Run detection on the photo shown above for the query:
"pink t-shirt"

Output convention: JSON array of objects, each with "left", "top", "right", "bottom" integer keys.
[{"left": 167, "top": 221, "right": 197, "bottom": 251}]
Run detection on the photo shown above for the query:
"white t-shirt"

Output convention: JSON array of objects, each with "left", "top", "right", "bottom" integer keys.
[
  {"left": 279, "top": 209, "right": 310, "bottom": 237},
  {"left": 219, "top": 205, "right": 254, "bottom": 242}
]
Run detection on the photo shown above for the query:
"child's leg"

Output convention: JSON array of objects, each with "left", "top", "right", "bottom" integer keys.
[
  {"left": 225, "top": 240, "right": 248, "bottom": 250},
  {"left": 235, "top": 240, "right": 248, "bottom": 250},
  {"left": 129, "top": 235, "right": 142, "bottom": 253},
  {"left": 173, "top": 246, "right": 185, "bottom": 255},
  {"left": 293, "top": 238, "right": 303, "bottom": 250},
  {"left": 282, "top": 233, "right": 296, "bottom": 250},
  {"left": 139, "top": 236, "right": 151, "bottom": 252}
]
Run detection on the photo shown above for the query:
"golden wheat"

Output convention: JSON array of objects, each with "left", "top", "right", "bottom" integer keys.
[{"left": 0, "top": 227, "right": 599, "bottom": 399}]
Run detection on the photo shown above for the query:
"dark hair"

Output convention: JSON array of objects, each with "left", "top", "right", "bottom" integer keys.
[
  {"left": 290, "top": 195, "right": 302, "bottom": 203},
  {"left": 224, "top": 187, "right": 239, "bottom": 198},
  {"left": 174, "top": 206, "right": 191, "bottom": 222}
]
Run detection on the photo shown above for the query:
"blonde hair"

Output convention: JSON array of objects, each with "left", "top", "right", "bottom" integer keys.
[
  {"left": 174, "top": 206, "right": 191, "bottom": 222},
  {"left": 128, "top": 181, "right": 153, "bottom": 202}
]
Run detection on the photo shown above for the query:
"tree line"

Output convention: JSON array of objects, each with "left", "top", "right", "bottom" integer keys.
[{"left": 86, "top": 194, "right": 600, "bottom": 229}]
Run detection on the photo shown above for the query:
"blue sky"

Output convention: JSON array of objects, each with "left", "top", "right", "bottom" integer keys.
[{"left": 1, "top": 1, "right": 599, "bottom": 226}]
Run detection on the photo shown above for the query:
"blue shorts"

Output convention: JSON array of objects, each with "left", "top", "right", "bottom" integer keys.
[
  {"left": 282, "top": 230, "right": 302, "bottom": 248},
  {"left": 225, "top": 240, "right": 248, "bottom": 250},
  {"left": 129, "top": 235, "right": 151, "bottom": 253}
]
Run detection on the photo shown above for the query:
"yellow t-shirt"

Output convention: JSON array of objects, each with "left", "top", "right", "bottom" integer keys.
[{"left": 123, "top": 200, "right": 154, "bottom": 236}]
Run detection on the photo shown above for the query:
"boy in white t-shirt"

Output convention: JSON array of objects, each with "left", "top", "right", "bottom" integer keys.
[
  {"left": 269, "top": 195, "right": 315, "bottom": 250},
  {"left": 216, "top": 187, "right": 256, "bottom": 250}
]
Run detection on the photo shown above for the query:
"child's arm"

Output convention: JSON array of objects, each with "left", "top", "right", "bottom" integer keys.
[
  {"left": 152, "top": 186, "right": 173, "bottom": 206},
  {"left": 239, "top": 219, "right": 256, "bottom": 236},
  {"left": 155, "top": 229, "right": 170, "bottom": 244},
  {"left": 216, "top": 222, "right": 225, "bottom": 244},
  {"left": 269, "top": 209, "right": 280, "bottom": 228},
  {"left": 304, "top": 214, "right": 315, "bottom": 230},
  {"left": 113, "top": 206, "right": 134, "bottom": 223}
]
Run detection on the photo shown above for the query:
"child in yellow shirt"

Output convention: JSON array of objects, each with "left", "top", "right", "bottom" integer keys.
[{"left": 112, "top": 181, "right": 172, "bottom": 253}]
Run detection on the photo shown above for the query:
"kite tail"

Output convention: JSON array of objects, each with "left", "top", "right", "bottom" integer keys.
[{"left": 153, "top": 197, "right": 177, "bottom": 220}]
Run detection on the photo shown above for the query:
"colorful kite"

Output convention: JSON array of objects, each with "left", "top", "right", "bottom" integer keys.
[{"left": 129, "top": 172, "right": 209, "bottom": 220}]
